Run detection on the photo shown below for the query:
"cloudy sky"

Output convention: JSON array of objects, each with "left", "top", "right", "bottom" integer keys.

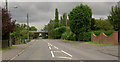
[{"left": 1, "top": 2, "right": 119, "bottom": 31}]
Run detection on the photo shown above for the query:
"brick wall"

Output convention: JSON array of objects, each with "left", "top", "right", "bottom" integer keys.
[{"left": 91, "top": 32, "right": 118, "bottom": 44}]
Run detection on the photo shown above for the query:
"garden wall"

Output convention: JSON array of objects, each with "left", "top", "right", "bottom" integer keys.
[{"left": 91, "top": 32, "right": 118, "bottom": 44}]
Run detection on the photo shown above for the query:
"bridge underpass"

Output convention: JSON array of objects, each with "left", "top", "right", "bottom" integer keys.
[{"left": 30, "top": 31, "right": 48, "bottom": 39}]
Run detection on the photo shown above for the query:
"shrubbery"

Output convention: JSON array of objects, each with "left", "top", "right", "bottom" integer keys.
[
  {"left": 54, "top": 26, "right": 66, "bottom": 39},
  {"left": 61, "top": 31, "right": 76, "bottom": 41}
]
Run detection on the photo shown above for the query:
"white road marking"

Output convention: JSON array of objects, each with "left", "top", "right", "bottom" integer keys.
[
  {"left": 48, "top": 43, "right": 50, "bottom": 46},
  {"left": 56, "top": 56, "right": 72, "bottom": 59},
  {"left": 49, "top": 47, "right": 51, "bottom": 50},
  {"left": 18, "top": 50, "right": 25, "bottom": 56},
  {"left": 50, "top": 51, "right": 55, "bottom": 58},
  {"left": 48, "top": 43, "right": 52, "bottom": 46},
  {"left": 10, "top": 55, "right": 18, "bottom": 60},
  {"left": 61, "top": 50, "right": 72, "bottom": 57},
  {"left": 54, "top": 46, "right": 58, "bottom": 49}
]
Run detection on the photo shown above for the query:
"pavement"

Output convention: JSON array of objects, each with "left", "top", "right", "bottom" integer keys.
[
  {"left": 2, "top": 39, "right": 36, "bottom": 61},
  {"left": 2, "top": 38, "right": 118, "bottom": 60}
]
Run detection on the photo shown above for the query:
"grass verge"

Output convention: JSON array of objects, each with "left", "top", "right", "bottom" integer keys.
[
  {"left": 0, "top": 46, "right": 15, "bottom": 52},
  {"left": 63, "top": 39, "right": 83, "bottom": 42},
  {"left": 84, "top": 42, "right": 114, "bottom": 46}
]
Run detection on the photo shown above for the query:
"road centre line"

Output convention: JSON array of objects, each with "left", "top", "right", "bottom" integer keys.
[
  {"left": 61, "top": 50, "right": 72, "bottom": 57},
  {"left": 50, "top": 51, "right": 55, "bottom": 58}
]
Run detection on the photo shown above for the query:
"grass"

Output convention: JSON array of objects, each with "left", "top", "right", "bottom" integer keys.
[
  {"left": 0, "top": 46, "right": 15, "bottom": 52},
  {"left": 84, "top": 42, "right": 114, "bottom": 46},
  {"left": 63, "top": 39, "right": 83, "bottom": 42}
]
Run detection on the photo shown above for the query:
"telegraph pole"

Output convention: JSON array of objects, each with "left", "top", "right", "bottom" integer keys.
[
  {"left": 27, "top": 13, "right": 29, "bottom": 40},
  {"left": 6, "top": 0, "right": 8, "bottom": 11},
  {"left": 6, "top": 0, "right": 11, "bottom": 48}
]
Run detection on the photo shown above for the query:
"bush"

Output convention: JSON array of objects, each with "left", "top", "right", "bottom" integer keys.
[
  {"left": 78, "top": 32, "right": 90, "bottom": 41},
  {"left": 54, "top": 26, "right": 66, "bottom": 39},
  {"left": 61, "top": 31, "right": 76, "bottom": 41},
  {"left": 61, "top": 32, "right": 67, "bottom": 40}
]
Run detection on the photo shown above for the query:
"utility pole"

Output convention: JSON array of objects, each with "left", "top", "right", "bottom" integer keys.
[
  {"left": 6, "top": 0, "right": 11, "bottom": 48},
  {"left": 65, "top": 13, "right": 68, "bottom": 34},
  {"left": 6, "top": 0, "right": 8, "bottom": 11},
  {"left": 27, "top": 13, "right": 29, "bottom": 40}
]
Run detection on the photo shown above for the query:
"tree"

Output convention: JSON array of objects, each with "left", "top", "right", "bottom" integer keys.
[
  {"left": 94, "top": 19, "right": 114, "bottom": 31},
  {"left": 108, "top": 3, "right": 120, "bottom": 31},
  {"left": 68, "top": 4, "right": 92, "bottom": 40},
  {"left": 90, "top": 18, "right": 96, "bottom": 30},
  {"left": 29, "top": 26, "right": 37, "bottom": 31},
  {"left": 2, "top": 8, "right": 16, "bottom": 40},
  {"left": 61, "top": 13, "right": 67, "bottom": 26},
  {"left": 55, "top": 8, "right": 59, "bottom": 23}
]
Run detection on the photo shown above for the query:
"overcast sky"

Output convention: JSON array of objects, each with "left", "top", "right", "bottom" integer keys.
[{"left": 1, "top": 2, "right": 118, "bottom": 31}]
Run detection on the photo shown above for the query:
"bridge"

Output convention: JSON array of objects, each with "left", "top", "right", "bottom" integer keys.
[
  {"left": 29, "top": 31, "right": 48, "bottom": 33},
  {"left": 29, "top": 31, "right": 48, "bottom": 38}
]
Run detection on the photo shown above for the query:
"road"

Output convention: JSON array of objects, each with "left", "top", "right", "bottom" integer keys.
[{"left": 14, "top": 38, "right": 118, "bottom": 60}]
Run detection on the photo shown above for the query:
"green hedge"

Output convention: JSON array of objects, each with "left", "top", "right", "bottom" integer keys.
[
  {"left": 89, "top": 30, "right": 114, "bottom": 36},
  {"left": 88, "top": 30, "right": 114, "bottom": 41}
]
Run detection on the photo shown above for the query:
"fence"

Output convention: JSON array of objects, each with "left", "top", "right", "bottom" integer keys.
[{"left": 91, "top": 32, "right": 118, "bottom": 44}]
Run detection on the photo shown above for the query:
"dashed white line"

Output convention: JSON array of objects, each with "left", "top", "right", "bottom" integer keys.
[
  {"left": 61, "top": 50, "right": 72, "bottom": 57},
  {"left": 50, "top": 51, "right": 55, "bottom": 58}
]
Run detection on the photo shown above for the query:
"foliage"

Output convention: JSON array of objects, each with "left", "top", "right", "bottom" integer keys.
[
  {"left": 85, "top": 42, "right": 113, "bottom": 46},
  {"left": 10, "top": 24, "right": 38, "bottom": 44},
  {"left": 62, "top": 31, "right": 76, "bottom": 41},
  {"left": 54, "top": 26, "right": 66, "bottom": 39},
  {"left": 2, "top": 8, "right": 16, "bottom": 40},
  {"left": 29, "top": 26, "right": 37, "bottom": 31},
  {"left": 68, "top": 4, "right": 92, "bottom": 40},
  {"left": 89, "top": 30, "right": 114, "bottom": 36},
  {"left": 94, "top": 19, "right": 114, "bottom": 31},
  {"left": 55, "top": 8, "right": 59, "bottom": 23},
  {"left": 68, "top": 4, "right": 92, "bottom": 34},
  {"left": 108, "top": 3, "right": 120, "bottom": 31},
  {"left": 60, "top": 13, "right": 67, "bottom": 26},
  {"left": 78, "top": 32, "right": 90, "bottom": 41},
  {"left": 87, "top": 30, "right": 114, "bottom": 41},
  {"left": 90, "top": 18, "right": 96, "bottom": 30}
]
